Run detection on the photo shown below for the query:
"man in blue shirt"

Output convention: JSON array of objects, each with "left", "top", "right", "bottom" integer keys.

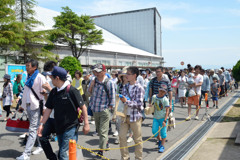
[{"left": 199, "top": 69, "right": 210, "bottom": 108}]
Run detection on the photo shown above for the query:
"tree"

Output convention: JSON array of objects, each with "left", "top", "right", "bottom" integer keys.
[
  {"left": 53, "top": 6, "right": 104, "bottom": 59},
  {"left": 0, "top": 0, "right": 24, "bottom": 52},
  {"left": 14, "top": 0, "right": 56, "bottom": 63},
  {"left": 232, "top": 60, "right": 240, "bottom": 82},
  {"left": 59, "top": 56, "right": 83, "bottom": 78}
]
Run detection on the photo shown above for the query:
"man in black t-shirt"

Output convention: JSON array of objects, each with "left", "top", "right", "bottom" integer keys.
[{"left": 37, "top": 66, "right": 89, "bottom": 160}]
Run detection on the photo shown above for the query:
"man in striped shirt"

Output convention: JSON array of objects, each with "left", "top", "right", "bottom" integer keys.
[
  {"left": 149, "top": 66, "right": 172, "bottom": 110},
  {"left": 88, "top": 63, "right": 115, "bottom": 158}
]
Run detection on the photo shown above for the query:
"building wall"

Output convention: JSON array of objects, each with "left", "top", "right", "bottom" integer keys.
[{"left": 93, "top": 8, "right": 161, "bottom": 56}]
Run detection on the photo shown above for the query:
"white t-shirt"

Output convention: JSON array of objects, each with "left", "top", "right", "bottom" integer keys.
[
  {"left": 194, "top": 74, "right": 203, "bottom": 95},
  {"left": 127, "top": 84, "right": 134, "bottom": 115}
]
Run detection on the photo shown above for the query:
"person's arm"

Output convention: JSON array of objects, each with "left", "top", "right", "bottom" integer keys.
[
  {"left": 81, "top": 104, "right": 90, "bottom": 135},
  {"left": 37, "top": 108, "right": 52, "bottom": 137},
  {"left": 20, "top": 80, "right": 24, "bottom": 87},
  {"left": 148, "top": 80, "right": 153, "bottom": 103},
  {"left": 108, "top": 81, "right": 115, "bottom": 109},
  {"left": 121, "top": 86, "right": 144, "bottom": 110}
]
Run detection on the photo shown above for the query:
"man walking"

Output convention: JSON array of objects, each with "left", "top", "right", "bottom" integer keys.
[
  {"left": 88, "top": 63, "right": 115, "bottom": 158},
  {"left": 221, "top": 67, "right": 231, "bottom": 96},
  {"left": 199, "top": 69, "right": 210, "bottom": 108},
  {"left": 149, "top": 66, "right": 172, "bottom": 110},
  {"left": 38, "top": 66, "right": 89, "bottom": 160},
  {"left": 16, "top": 59, "right": 46, "bottom": 160},
  {"left": 119, "top": 66, "right": 145, "bottom": 160}
]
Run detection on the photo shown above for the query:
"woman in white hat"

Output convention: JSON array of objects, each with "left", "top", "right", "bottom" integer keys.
[{"left": 1, "top": 74, "right": 14, "bottom": 121}]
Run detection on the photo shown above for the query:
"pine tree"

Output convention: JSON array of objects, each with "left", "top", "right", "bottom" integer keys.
[
  {"left": 14, "top": 0, "right": 56, "bottom": 63},
  {"left": 0, "top": 0, "right": 24, "bottom": 52},
  {"left": 53, "top": 6, "right": 104, "bottom": 59}
]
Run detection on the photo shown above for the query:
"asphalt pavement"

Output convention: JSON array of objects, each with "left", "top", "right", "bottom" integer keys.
[{"left": 0, "top": 89, "right": 238, "bottom": 160}]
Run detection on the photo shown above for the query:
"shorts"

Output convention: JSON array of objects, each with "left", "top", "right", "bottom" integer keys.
[
  {"left": 152, "top": 118, "right": 168, "bottom": 139},
  {"left": 187, "top": 95, "right": 200, "bottom": 106},
  {"left": 212, "top": 93, "right": 218, "bottom": 101}
]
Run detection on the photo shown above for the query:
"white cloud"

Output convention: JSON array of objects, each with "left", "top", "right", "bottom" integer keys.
[
  {"left": 162, "top": 17, "right": 187, "bottom": 30},
  {"left": 227, "top": 9, "right": 240, "bottom": 16}
]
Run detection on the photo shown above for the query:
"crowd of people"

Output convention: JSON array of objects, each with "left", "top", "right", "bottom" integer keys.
[{"left": 0, "top": 59, "right": 238, "bottom": 160}]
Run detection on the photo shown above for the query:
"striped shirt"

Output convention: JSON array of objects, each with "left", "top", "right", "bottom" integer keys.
[
  {"left": 89, "top": 76, "right": 115, "bottom": 112},
  {"left": 149, "top": 76, "right": 172, "bottom": 95},
  {"left": 122, "top": 82, "right": 145, "bottom": 122}
]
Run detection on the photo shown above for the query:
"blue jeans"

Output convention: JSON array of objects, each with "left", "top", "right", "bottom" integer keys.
[{"left": 57, "top": 125, "right": 78, "bottom": 160}]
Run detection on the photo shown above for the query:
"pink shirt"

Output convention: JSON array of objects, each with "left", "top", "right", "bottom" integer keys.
[{"left": 21, "top": 74, "right": 46, "bottom": 110}]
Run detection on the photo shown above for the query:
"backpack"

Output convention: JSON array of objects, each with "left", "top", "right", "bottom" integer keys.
[{"left": 66, "top": 85, "right": 84, "bottom": 123}]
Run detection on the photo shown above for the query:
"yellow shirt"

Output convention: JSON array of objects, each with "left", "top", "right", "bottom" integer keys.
[{"left": 71, "top": 78, "right": 84, "bottom": 95}]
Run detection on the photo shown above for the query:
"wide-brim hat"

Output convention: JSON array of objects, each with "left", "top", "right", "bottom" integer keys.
[{"left": 118, "top": 66, "right": 128, "bottom": 78}]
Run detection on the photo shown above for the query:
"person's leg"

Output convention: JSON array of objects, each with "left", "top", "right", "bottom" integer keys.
[
  {"left": 93, "top": 111, "right": 100, "bottom": 134},
  {"left": 3, "top": 105, "right": 11, "bottom": 118},
  {"left": 184, "top": 97, "right": 186, "bottom": 105},
  {"left": 130, "top": 117, "right": 143, "bottom": 160},
  {"left": 39, "top": 118, "right": 57, "bottom": 160},
  {"left": 199, "top": 91, "right": 203, "bottom": 106},
  {"left": 195, "top": 96, "right": 200, "bottom": 116},
  {"left": 119, "top": 117, "right": 130, "bottom": 160},
  {"left": 24, "top": 107, "right": 40, "bottom": 156},
  {"left": 58, "top": 126, "right": 78, "bottom": 160},
  {"left": 99, "top": 109, "right": 110, "bottom": 149},
  {"left": 159, "top": 119, "right": 167, "bottom": 146},
  {"left": 188, "top": 103, "right": 192, "bottom": 117}
]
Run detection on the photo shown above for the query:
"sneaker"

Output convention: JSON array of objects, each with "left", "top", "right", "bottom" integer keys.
[
  {"left": 185, "top": 116, "right": 191, "bottom": 121},
  {"left": 92, "top": 131, "right": 98, "bottom": 136},
  {"left": 90, "top": 121, "right": 95, "bottom": 125},
  {"left": 114, "top": 139, "right": 119, "bottom": 144},
  {"left": 19, "top": 133, "right": 27, "bottom": 139},
  {"left": 158, "top": 145, "right": 165, "bottom": 153},
  {"left": 96, "top": 151, "right": 103, "bottom": 159},
  {"left": 216, "top": 106, "right": 219, "bottom": 109},
  {"left": 127, "top": 137, "right": 133, "bottom": 143},
  {"left": 195, "top": 116, "right": 199, "bottom": 120},
  {"left": 113, "top": 131, "right": 118, "bottom": 137},
  {"left": 16, "top": 153, "right": 30, "bottom": 160},
  {"left": 158, "top": 141, "right": 162, "bottom": 149},
  {"left": 32, "top": 147, "right": 43, "bottom": 155}
]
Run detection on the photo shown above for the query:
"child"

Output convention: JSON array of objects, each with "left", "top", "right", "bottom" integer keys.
[
  {"left": 151, "top": 85, "right": 170, "bottom": 153},
  {"left": 211, "top": 77, "right": 220, "bottom": 109}
]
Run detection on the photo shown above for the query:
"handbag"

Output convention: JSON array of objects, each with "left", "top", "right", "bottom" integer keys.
[
  {"left": 144, "top": 105, "right": 155, "bottom": 115},
  {"left": 66, "top": 85, "right": 84, "bottom": 123},
  {"left": 6, "top": 112, "right": 30, "bottom": 132}
]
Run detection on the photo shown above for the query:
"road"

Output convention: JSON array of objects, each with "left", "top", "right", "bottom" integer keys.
[{"left": 0, "top": 89, "right": 238, "bottom": 160}]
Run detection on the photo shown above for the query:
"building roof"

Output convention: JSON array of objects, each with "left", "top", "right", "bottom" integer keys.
[{"left": 34, "top": 6, "right": 162, "bottom": 58}]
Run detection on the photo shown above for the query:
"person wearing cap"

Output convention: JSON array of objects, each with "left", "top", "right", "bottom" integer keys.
[
  {"left": 38, "top": 66, "right": 89, "bottom": 160},
  {"left": 150, "top": 84, "right": 170, "bottom": 153},
  {"left": 119, "top": 66, "right": 144, "bottom": 160},
  {"left": 0, "top": 74, "right": 14, "bottom": 122},
  {"left": 16, "top": 59, "right": 47, "bottom": 160},
  {"left": 218, "top": 69, "right": 225, "bottom": 97},
  {"left": 88, "top": 63, "right": 115, "bottom": 158}
]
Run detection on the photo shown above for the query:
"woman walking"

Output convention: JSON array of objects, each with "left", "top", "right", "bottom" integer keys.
[
  {"left": 1, "top": 74, "right": 14, "bottom": 121},
  {"left": 72, "top": 70, "right": 84, "bottom": 95},
  {"left": 177, "top": 71, "right": 188, "bottom": 107},
  {"left": 13, "top": 74, "right": 24, "bottom": 97}
]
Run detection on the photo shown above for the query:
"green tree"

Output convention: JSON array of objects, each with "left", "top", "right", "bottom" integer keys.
[
  {"left": 232, "top": 60, "right": 240, "bottom": 82},
  {"left": 0, "top": 0, "right": 24, "bottom": 52},
  {"left": 59, "top": 56, "right": 83, "bottom": 78},
  {"left": 53, "top": 6, "right": 104, "bottom": 59},
  {"left": 14, "top": 0, "right": 56, "bottom": 63}
]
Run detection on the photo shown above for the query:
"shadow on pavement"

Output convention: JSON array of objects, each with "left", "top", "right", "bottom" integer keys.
[{"left": 0, "top": 149, "right": 21, "bottom": 158}]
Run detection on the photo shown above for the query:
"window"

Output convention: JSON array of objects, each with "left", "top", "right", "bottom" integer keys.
[{"left": 92, "top": 60, "right": 110, "bottom": 65}]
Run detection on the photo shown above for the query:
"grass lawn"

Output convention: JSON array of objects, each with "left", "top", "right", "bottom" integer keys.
[{"left": 221, "top": 98, "right": 240, "bottom": 122}]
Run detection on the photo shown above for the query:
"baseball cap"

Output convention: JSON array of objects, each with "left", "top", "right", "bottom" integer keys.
[
  {"left": 3, "top": 74, "right": 11, "bottom": 80},
  {"left": 47, "top": 66, "right": 67, "bottom": 79},
  {"left": 92, "top": 63, "right": 106, "bottom": 73},
  {"left": 141, "top": 71, "right": 147, "bottom": 75},
  {"left": 158, "top": 83, "right": 168, "bottom": 93}
]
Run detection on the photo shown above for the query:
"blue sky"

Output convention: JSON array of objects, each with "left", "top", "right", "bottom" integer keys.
[{"left": 37, "top": 0, "right": 240, "bottom": 69}]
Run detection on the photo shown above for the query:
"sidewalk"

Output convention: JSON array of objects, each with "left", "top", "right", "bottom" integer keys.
[{"left": 188, "top": 116, "right": 240, "bottom": 159}]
